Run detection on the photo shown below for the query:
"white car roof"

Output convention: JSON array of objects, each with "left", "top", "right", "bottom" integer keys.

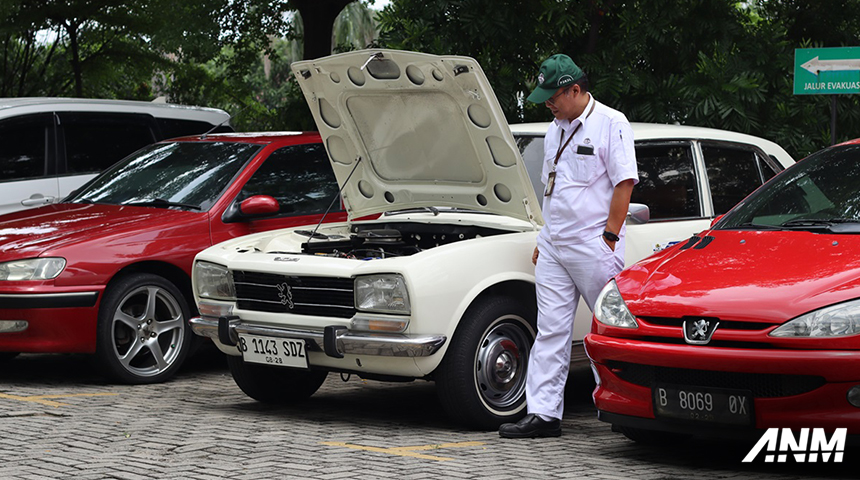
[
  {"left": 0, "top": 97, "right": 230, "bottom": 124},
  {"left": 510, "top": 122, "right": 794, "bottom": 168}
]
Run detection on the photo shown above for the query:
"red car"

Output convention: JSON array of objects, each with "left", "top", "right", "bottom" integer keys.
[
  {"left": 585, "top": 139, "right": 860, "bottom": 442},
  {"left": 0, "top": 132, "right": 344, "bottom": 383}
]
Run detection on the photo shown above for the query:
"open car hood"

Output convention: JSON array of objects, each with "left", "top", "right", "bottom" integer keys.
[{"left": 291, "top": 49, "right": 543, "bottom": 226}]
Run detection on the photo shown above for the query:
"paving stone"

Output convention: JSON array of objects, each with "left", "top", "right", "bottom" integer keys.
[{"left": 0, "top": 352, "right": 855, "bottom": 480}]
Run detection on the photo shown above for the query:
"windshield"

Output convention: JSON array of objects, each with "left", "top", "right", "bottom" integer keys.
[
  {"left": 67, "top": 142, "right": 261, "bottom": 211},
  {"left": 718, "top": 143, "right": 860, "bottom": 232}
]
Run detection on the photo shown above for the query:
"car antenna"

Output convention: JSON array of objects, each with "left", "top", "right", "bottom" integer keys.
[
  {"left": 307, "top": 156, "right": 364, "bottom": 242},
  {"left": 200, "top": 103, "right": 252, "bottom": 139}
]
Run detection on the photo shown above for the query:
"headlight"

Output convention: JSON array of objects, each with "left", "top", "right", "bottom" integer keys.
[
  {"left": 355, "top": 274, "right": 411, "bottom": 314},
  {"left": 194, "top": 261, "right": 235, "bottom": 300},
  {"left": 593, "top": 280, "right": 638, "bottom": 329},
  {"left": 0, "top": 258, "right": 66, "bottom": 281},
  {"left": 770, "top": 299, "right": 860, "bottom": 337}
]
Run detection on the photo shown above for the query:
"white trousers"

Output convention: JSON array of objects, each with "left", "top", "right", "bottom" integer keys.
[{"left": 526, "top": 233, "right": 625, "bottom": 420}]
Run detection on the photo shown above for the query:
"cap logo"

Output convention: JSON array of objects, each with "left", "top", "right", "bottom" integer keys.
[
  {"left": 557, "top": 74, "right": 574, "bottom": 86},
  {"left": 537, "top": 73, "right": 545, "bottom": 85}
]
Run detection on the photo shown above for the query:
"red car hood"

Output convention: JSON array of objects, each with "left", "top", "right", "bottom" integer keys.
[
  {"left": 0, "top": 203, "right": 203, "bottom": 259},
  {"left": 617, "top": 230, "right": 860, "bottom": 324}
]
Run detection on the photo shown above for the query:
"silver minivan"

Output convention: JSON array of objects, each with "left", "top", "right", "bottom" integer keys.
[{"left": 0, "top": 98, "right": 231, "bottom": 215}]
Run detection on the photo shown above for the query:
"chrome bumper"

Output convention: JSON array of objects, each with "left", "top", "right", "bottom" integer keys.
[{"left": 189, "top": 316, "right": 446, "bottom": 358}]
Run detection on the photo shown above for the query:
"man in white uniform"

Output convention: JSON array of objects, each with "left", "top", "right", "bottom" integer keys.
[{"left": 500, "top": 54, "right": 638, "bottom": 438}]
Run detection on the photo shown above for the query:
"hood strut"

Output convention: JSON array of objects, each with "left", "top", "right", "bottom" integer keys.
[{"left": 308, "top": 156, "right": 364, "bottom": 242}]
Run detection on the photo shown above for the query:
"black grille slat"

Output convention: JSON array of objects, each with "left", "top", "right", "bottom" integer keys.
[
  {"left": 233, "top": 270, "right": 355, "bottom": 318},
  {"left": 608, "top": 361, "right": 826, "bottom": 398}
]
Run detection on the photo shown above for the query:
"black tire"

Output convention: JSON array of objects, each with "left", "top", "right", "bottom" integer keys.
[
  {"left": 0, "top": 352, "right": 19, "bottom": 362},
  {"left": 95, "top": 273, "right": 192, "bottom": 384},
  {"left": 227, "top": 355, "right": 327, "bottom": 403},
  {"left": 435, "top": 295, "right": 537, "bottom": 430},
  {"left": 618, "top": 425, "right": 691, "bottom": 444}
]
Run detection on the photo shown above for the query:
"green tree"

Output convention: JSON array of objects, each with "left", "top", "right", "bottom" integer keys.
[{"left": 377, "top": 0, "right": 860, "bottom": 158}]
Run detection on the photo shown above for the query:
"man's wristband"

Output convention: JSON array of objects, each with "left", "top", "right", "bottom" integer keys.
[{"left": 603, "top": 230, "right": 620, "bottom": 242}]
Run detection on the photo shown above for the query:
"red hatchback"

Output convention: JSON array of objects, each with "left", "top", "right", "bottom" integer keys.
[
  {"left": 586, "top": 139, "right": 860, "bottom": 442},
  {"left": 0, "top": 132, "right": 344, "bottom": 383}
]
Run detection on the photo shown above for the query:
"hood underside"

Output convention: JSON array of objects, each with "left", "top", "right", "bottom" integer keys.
[{"left": 291, "top": 49, "right": 543, "bottom": 226}]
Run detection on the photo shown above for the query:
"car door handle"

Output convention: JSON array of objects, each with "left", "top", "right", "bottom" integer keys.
[{"left": 21, "top": 196, "right": 57, "bottom": 207}]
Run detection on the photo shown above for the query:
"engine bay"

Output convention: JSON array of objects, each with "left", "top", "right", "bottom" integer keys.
[{"left": 296, "top": 222, "right": 509, "bottom": 259}]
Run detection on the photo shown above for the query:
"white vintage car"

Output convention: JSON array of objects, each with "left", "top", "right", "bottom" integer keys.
[{"left": 189, "top": 49, "right": 794, "bottom": 429}]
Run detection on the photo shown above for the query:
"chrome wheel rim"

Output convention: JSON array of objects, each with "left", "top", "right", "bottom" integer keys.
[
  {"left": 111, "top": 285, "right": 185, "bottom": 378},
  {"left": 475, "top": 316, "right": 533, "bottom": 410}
]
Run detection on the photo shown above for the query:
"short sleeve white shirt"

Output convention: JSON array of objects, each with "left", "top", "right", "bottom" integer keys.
[{"left": 539, "top": 94, "right": 639, "bottom": 245}]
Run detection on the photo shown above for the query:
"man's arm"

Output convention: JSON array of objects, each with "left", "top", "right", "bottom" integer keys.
[{"left": 603, "top": 178, "right": 635, "bottom": 251}]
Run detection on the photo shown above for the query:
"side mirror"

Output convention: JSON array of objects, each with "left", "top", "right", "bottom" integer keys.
[
  {"left": 240, "top": 195, "right": 280, "bottom": 216},
  {"left": 222, "top": 195, "right": 280, "bottom": 223},
  {"left": 626, "top": 203, "right": 650, "bottom": 225},
  {"left": 710, "top": 214, "right": 724, "bottom": 228}
]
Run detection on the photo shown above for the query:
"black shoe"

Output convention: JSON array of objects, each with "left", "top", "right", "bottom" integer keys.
[{"left": 498, "top": 414, "right": 562, "bottom": 438}]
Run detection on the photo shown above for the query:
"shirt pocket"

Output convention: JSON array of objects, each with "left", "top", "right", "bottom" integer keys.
[{"left": 560, "top": 152, "right": 597, "bottom": 186}]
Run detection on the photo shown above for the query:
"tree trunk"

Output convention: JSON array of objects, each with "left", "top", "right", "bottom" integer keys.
[
  {"left": 66, "top": 21, "right": 83, "bottom": 97},
  {"left": 293, "top": 0, "right": 354, "bottom": 60}
]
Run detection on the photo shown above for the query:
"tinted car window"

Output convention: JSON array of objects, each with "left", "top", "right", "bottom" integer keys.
[
  {"left": 61, "top": 113, "right": 157, "bottom": 174},
  {"left": 157, "top": 118, "right": 232, "bottom": 139},
  {"left": 0, "top": 115, "right": 49, "bottom": 182},
  {"left": 702, "top": 144, "right": 766, "bottom": 215},
  {"left": 69, "top": 142, "right": 261, "bottom": 210},
  {"left": 237, "top": 143, "right": 341, "bottom": 216},
  {"left": 720, "top": 144, "right": 860, "bottom": 228},
  {"left": 632, "top": 143, "right": 700, "bottom": 220}
]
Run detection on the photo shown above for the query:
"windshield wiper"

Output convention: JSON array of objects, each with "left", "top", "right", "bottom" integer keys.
[
  {"left": 124, "top": 198, "right": 201, "bottom": 210},
  {"left": 779, "top": 217, "right": 860, "bottom": 233},
  {"left": 781, "top": 217, "right": 860, "bottom": 227},
  {"left": 725, "top": 222, "right": 784, "bottom": 231}
]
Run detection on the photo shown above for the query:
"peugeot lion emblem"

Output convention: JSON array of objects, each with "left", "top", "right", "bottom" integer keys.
[
  {"left": 276, "top": 283, "right": 294, "bottom": 309},
  {"left": 683, "top": 318, "right": 719, "bottom": 345}
]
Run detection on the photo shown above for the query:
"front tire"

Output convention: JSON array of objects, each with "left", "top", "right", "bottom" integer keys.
[
  {"left": 95, "top": 273, "right": 192, "bottom": 384},
  {"left": 435, "top": 296, "right": 536, "bottom": 429},
  {"left": 227, "top": 355, "right": 327, "bottom": 403}
]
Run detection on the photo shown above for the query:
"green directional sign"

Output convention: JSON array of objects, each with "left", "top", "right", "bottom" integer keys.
[{"left": 794, "top": 47, "right": 860, "bottom": 95}]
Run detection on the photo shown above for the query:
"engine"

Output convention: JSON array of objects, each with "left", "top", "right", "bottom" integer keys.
[{"left": 296, "top": 223, "right": 508, "bottom": 260}]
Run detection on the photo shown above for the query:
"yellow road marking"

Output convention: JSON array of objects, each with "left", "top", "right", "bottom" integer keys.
[
  {"left": 0, "top": 392, "right": 119, "bottom": 407},
  {"left": 321, "top": 440, "right": 485, "bottom": 461}
]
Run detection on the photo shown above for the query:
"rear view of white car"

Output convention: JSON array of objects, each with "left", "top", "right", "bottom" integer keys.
[{"left": 0, "top": 98, "right": 231, "bottom": 215}]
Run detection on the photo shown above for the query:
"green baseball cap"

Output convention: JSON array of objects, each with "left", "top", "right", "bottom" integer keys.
[{"left": 527, "top": 54, "right": 584, "bottom": 103}]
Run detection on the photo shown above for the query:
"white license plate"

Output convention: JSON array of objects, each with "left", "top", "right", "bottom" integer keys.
[{"left": 237, "top": 334, "right": 309, "bottom": 369}]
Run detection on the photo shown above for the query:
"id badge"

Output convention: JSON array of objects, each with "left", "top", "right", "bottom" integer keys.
[{"left": 544, "top": 171, "right": 556, "bottom": 196}]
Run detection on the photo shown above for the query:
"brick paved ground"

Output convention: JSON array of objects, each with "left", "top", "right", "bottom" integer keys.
[{"left": 0, "top": 349, "right": 855, "bottom": 480}]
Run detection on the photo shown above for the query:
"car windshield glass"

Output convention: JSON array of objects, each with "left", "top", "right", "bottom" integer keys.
[
  {"left": 718, "top": 144, "right": 860, "bottom": 233},
  {"left": 67, "top": 142, "right": 261, "bottom": 211}
]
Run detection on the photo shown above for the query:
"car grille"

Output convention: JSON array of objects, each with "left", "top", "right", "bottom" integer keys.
[
  {"left": 233, "top": 270, "right": 355, "bottom": 319},
  {"left": 641, "top": 316, "right": 772, "bottom": 331},
  {"left": 607, "top": 361, "right": 826, "bottom": 398}
]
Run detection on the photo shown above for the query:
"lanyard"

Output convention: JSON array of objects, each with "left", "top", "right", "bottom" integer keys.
[
  {"left": 551, "top": 101, "right": 596, "bottom": 173},
  {"left": 545, "top": 101, "right": 595, "bottom": 197}
]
